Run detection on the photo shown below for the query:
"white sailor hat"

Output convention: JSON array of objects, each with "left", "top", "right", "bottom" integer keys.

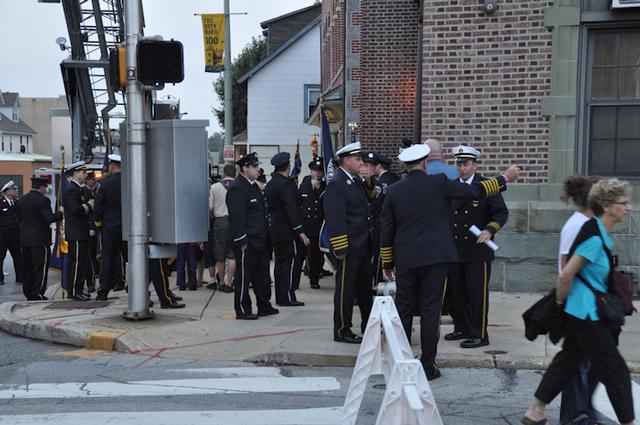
[
  {"left": 65, "top": 161, "right": 87, "bottom": 175},
  {"left": 1, "top": 180, "right": 17, "bottom": 192},
  {"left": 398, "top": 144, "right": 431, "bottom": 163},
  {"left": 335, "top": 142, "right": 363, "bottom": 158},
  {"left": 108, "top": 154, "right": 121, "bottom": 163},
  {"left": 452, "top": 145, "right": 481, "bottom": 161}
]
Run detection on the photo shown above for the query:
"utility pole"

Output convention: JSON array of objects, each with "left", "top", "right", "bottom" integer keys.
[
  {"left": 123, "top": 0, "right": 152, "bottom": 320},
  {"left": 223, "top": 0, "right": 233, "bottom": 162}
]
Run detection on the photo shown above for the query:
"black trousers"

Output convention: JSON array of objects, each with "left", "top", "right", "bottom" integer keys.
[
  {"left": 273, "top": 239, "right": 303, "bottom": 304},
  {"left": 233, "top": 246, "right": 273, "bottom": 316},
  {"left": 84, "top": 234, "right": 99, "bottom": 289},
  {"left": 0, "top": 229, "right": 23, "bottom": 283},
  {"left": 148, "top": 258, "right": 175, "bottom": 305},
  {"left": 301, "top": 236, "right": 323, "bottom": 287},
  {"left": 21, "top": 246, "right": 50, "bottom": 300},
  {"left": 98, "top": 229, "right": 123, "bottom": 297},
  {"left": 535, "top": 315, "right": 634, "bottom": 424},
  {"left": 448, "top": 261, "right": 491, "bottom": 340},
  {"left": 334, "top": 254, "right": 373, "bottom": 337},
  {"left": 396, "top": 263, "right": 450, "bottom": 374},
  {"left": 66, "top": 240, "right": 89, "bottom": 297}
]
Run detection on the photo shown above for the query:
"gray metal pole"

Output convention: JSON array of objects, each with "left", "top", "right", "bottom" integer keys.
[
  {"left": 123, "top": 0, "right": 152, "bottom": 320},
  {"left": 223, "top": 0, "right": 233, "bottom": 162}
]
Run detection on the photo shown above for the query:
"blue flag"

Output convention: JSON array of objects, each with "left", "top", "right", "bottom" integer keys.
[
  {"left": 50, "top": 167, "right": 68, "bottom": 292},
  {"left": 319, "top": 107, "right": 334, "bottom": 253},
  {"left": 289, "top": 141, "right": 302, "bottom": 180}
]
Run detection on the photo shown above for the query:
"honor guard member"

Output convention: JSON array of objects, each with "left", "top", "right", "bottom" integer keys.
[
  {"left": 372, "top": 152, "right": 400, "bottom": 188},
  {"left": 62, "top": 161, "right": 93, "bottom": 300},
  {"left": 264, "top": 152, "right": 310, "bottom": 306},
  {"left": 148, "top": 258, "right": 185, "bottom": 309},
  {"left": 362, "top": 152, "right": 384, "bottom": 285},
  {"left": 17, "top": 176, "right": 63, "bottom": 300},
  {"left": 82, "top": 172, "right": 98, "bottom": 293},
  {"left": 94, "top": 154, "right": 124, "bottom": 301},
  {"left": 445, "top": 145, "right": 509, "bottom": 349},
  {"left": 226, "top": 152, "right": 279, "bottom": 320},
  {"left": 380, "top": 144, "right": 519, "bottom": 379},
  {"left": 324, "top": 142, "right": 376, "bottom": 344},
  {"left": 298, "top": 158, "right": 326, "bottom": 289},
  {"left": 0, "top": 180, "right": 23, "bottom": 285}
]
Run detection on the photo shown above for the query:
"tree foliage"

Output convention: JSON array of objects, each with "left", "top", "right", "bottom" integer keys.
[
  {"left": 213, "top": 36, "right": 268, "bottom": 136},
  {"left": 208, "top": 131, "right": 225, "bottom": 162}
]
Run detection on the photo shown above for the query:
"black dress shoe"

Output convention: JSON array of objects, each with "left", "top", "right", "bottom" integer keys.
[
  {"left": 178, "top": 286, "right": 186, "bottom": 291},
  {"left": 460, "top": 338, "right": 489, "bottom": 349},
  {"left": 171, "top": 295, "right": 183, "bottom": 301},
  {"left": 321, "top": 269, "right": 333, "bottom": 277},
  {"left": 161, "top": 302, "right": 186, "bottom": 309},
  {"left": 310, "top": 282, "right": 320, "bottom": 289},
  {"left": 189, "top": 286, "right": 197, "bottom": 291},
  {"left": 72, "top": 295, "right": 89, "bottom": 301},
  {"left": 257, "top": 307, "right": 280, "bottom": 317},
  {"left": 279, "top": 301, "right": 305, "bottom": 307},
  {"left": 218, "top": 284, "right": 234, "bottom": 293},
  {"left": 334, "top": 332, "right": 362, "bottom": 344},
  {"left": 426, "top": 367, "right": 442, "bottom": 380},
  {"left": 96, "top": 294, "right": 108, "bottom": 301},
  {"left": 444, "top": 330, "right": 470, "bottom": 341},
  {"left": 236, "top": 313, "right": 259, "bottom": 320}
]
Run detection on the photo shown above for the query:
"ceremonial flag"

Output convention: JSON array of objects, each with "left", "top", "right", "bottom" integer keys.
[
  {"left": 319, "top": 107, "right": 334, "bottom": 253},
  {"left": 50, "top": 162, "right": 68, "bottom": 293},
  {"left": 289, "top": 140, "right": 302, "bottom": 180},
  {"left": 201, "top": 14, "right": 225, "bottom": 73}
]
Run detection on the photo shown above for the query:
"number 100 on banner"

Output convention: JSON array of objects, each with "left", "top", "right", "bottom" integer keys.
[{"left": 201, "top": 13, "right": 225, "bottom": 73}]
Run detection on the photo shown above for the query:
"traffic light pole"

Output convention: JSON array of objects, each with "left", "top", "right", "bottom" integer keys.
[
  {"left": 223, "top": 0, "right": 233, "bottom": 162},
  {"left": 123, "top": 0, "right": 152, "bottom": 320}
]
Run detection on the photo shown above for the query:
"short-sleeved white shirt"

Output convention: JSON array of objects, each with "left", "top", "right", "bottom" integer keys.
[{"left": 558, "top": 211, "right": 590, "bottom": 272}]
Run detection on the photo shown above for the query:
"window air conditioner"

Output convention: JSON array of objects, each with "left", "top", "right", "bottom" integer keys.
[{"left": 611, "top": 0, "right": 640, "bottom": 9}]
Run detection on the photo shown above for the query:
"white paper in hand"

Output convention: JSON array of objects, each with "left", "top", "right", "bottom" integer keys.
[{"left": 469, "top": 225, "right": 499, "bottom": 252}]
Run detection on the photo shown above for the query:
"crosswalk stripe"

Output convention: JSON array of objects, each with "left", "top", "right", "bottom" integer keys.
[
  {"left": 0, "top": 377, "right": 340, "bottom": 399},
  {"left": 164, "top": 367, "right": 283, "bottom": 377},
  {"left": 592, "top": 381, "right": 640, "bottom": 421},
  {"left": 0, "top": 407, "right": 344, "bottom": 425}
]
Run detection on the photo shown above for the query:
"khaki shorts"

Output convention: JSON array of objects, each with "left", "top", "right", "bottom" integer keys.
[{"left": 213, "top": 216, "right": 234, "bottom": 261}]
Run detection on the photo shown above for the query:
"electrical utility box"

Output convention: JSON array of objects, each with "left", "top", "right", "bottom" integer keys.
[{"left": 121, "top": 119, "right": 209, "bottom": 244}]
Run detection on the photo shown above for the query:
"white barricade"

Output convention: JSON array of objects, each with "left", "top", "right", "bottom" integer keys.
[{"left": 340, "top": 296, "right": 443, "bottom": 425}]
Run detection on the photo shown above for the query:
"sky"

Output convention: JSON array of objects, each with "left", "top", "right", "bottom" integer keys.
[{"left": 0, "top": 0, "right": 317, "bottom": 134}]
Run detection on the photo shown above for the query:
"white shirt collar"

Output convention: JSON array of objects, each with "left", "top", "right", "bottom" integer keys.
[
  {"left": 4, "top": 196, "right": 12, "bottom": 204},
  {"left": 340, "top": 167, "right": 355, "bottom": 181},
  {"left": 460, "top": 173, "right": 475, "bottom": 185}
]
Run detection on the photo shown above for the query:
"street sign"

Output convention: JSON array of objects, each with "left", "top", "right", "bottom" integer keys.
[{"left": 223, "top": 145, "right": 235, "bottom": 161}]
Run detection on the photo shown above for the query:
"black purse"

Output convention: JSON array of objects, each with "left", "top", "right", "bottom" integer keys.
[{"left": 576, "top": 274, "right": 625, "bottom": 332}]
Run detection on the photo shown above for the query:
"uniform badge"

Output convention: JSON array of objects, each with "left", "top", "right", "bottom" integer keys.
[
  {"left": 347, "top": 180, "right": 352, "bottom": 185},
  {"left": 472, "top": 200, "right": 479, "bottom": 208}
]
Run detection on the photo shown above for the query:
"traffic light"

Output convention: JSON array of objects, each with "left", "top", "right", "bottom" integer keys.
[
  {"left": 137, "top": 40, "right": 184, "bottom": 86},
  {"left": 108, "top": 44, "right": 126, "bottom": 91}
]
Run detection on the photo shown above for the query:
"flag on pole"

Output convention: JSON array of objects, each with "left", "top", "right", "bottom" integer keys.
[
  {"left": 319, "top": 106, "right": 334, "bottom": 253},
  {"left": 289, "top": 140, "right": 302, "bottom": 180},
  {"left": 50, "top": 161, "right": 68, "bottom": 294}
]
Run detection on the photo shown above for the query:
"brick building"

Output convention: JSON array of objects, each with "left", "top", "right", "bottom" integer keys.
[{"left": 315, "top": 0, "right": 640, "bottom": 291}]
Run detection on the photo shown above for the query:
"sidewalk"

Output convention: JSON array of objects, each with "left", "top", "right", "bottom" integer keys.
[{"left": 1, "top": 273, "right": 639, "bottom": 372}]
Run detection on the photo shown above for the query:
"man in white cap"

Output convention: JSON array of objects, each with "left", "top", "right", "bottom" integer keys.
[
  {"left": 62, "top": 161, "right": 93, "bottom": 300},
  {"left": 0, "top": 180, "right": 23, "bottom": 285},
  {"left": 379, "top": 144, "right": 519, "bottom": 380},
  {"left": 95, "top": 154, "right": 125, "bottom": 300},
  {"left": 324, "top": 141, "right": 376, "bottom": 344},
  {"left": 445, "top": 145, "right": 509, "bottom": 349}
]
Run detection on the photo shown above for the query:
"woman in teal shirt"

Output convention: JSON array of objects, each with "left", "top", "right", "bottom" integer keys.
[{"left": 522, "top": 178, "right": 634, "bottom": 425}]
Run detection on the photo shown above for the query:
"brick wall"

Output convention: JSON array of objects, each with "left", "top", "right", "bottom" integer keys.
[
  {"left": 359, "top": 0, "right": 421, "bottom": 163},
  {"left": 421, "top": 0, "right": 553, "bottom": 183},
  {"left": 321, "top": 0, "right": 344, "bottom": 93}
]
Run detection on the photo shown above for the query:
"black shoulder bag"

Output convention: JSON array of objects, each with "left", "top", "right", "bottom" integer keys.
[{"left": 576, "top": 275, "right": 625, "bottom": 332}]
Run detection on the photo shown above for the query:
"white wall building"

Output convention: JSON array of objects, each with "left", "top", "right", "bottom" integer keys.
[
  {"left": 0, "top": 91, "right": 36, "bottom": 154},
  {"left": 239, "top": 17, "right": 321, "bottom": 178}
]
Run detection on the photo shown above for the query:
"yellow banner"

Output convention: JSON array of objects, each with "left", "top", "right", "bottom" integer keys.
[{"left": 201, "top": 13, "right": 225, "bottom": 73}]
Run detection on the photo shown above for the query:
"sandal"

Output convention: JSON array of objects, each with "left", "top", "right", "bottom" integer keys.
[{"left": 521, "top": 417, "right": 547, "bottom": 425}]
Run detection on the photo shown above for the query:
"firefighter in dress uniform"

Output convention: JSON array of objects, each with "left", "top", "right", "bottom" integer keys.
[
  {"left": 0, "top": 180, "right": 23, "bottom": 285},
  {"left": 444, "top": 145, "right": 509, "bottom": 349},
  {"left": 62, "top": 161, "right": 93, "bottom": 300},
  {"left": 17, "top": 176, "right": 63, "bottom": 300},
  {"left": 324, "top": 142, "right": 376, "bottom": 344},
  {"left": 264, "top": 151, "right": 310, "bottom": 307},
  {"left": 298, "top": 158, "right": 326, "bottom": 289},
  {"left": 379, "top": 144, "right": 519, "bottom": 379},
  {"left": 226, "top": 152, "right": 279, "bottom": 320}
]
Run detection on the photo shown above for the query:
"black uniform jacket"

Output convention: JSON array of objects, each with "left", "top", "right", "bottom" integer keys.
[
  {"left": 264, "top": 173, "right": 304, "bottom": 243},
  {"left": 324, "top": 168, "right": 374, "bottom": 258},
  {"left": 17, "top": 190, "right": 63, "bottom": 247},
  {"left": 0, "top": 196, "right": 19, "bottom": 233},
  {"left": 378, "top": 170, "right": 400, "bottom": 189},
  {"left": 379, "top": 170, "right": 507, "bottom": 271},
  {"left": 62, "top": 180, "right": 91, "bottom": 241},
  {"left": 451, "top": 173, "right": 508, "bottom": 262},
  {"left": 226, "top": 174, "right": 268, "bottom": 251},
  {"left": 297, "top": 176, "right": 325, "bottom": 236},
  {"left": 93, "top": 172, "right": 122, "bottom": 232}
]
